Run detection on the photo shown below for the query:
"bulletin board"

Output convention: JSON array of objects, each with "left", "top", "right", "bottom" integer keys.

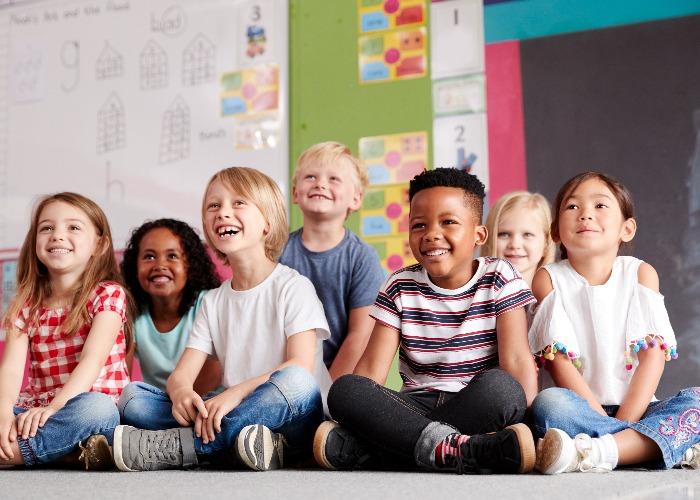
[{"left": 0, "top": 0, "right": 289, "bottom": 255}]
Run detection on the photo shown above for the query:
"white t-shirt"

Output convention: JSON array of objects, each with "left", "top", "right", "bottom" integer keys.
[
  {"left": 187, "top": 264, "right": 331, "bottom": 409},
  {"left": 529, "top": 257, "right": 676, "bottom": 406}
]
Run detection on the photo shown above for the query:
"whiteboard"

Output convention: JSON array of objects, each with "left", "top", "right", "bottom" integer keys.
[{"left": 0, "top": 0, "right": 289, "bottom": 249}]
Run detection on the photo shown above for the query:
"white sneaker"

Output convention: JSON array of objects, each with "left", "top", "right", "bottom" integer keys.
[
  {"left": 535, "top": 429, "right": 613, "bottom": 475},
  {"left": 678, "top": 443, "right": 700, "bottom": 470}
]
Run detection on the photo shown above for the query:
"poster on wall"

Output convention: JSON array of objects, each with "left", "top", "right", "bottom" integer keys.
[
  {"left": 236, "top": 0, "right": 278, "bottom": 67},
  {"left": 358, "top": 0, "right": 425, "bottom": 33},
  {"left": 430, "top": 0, "right": 484, "bottom": 78},
  {"left": 359, "top": 27, "right": 427, "bottom": 84},
  {"left": 433, "top": 113, "right": 489, "bottom": 192}
]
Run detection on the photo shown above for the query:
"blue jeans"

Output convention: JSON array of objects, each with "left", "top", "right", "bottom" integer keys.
[
  {"left": 531, "top": 387, "right": 700, "bottom": 468},
  {"left": 118, "top": 366, "right": 323, "bottom": 461},
  {"left": 14, "top": 392, "right": 119, "bottom": 466}
]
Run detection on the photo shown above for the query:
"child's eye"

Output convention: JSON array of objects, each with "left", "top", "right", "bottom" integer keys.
[
  {"left": 69, "top": 225, "right": 81, "bottom": 231},
  {"left": 168, "top": 253, "right": 180, "bottom": 260},
  {"left": 442, "top": 219, "right": 457, "bottom": 225},
  {"left": 304, "top": 174, "right": 315, "bottom": 180},
  {"left": 497, "top": 232, "right": 509, "bottom": 238},
  {"left": 524, "top": 232, "right": 535, "bottom": 238},
  {"left": 330, "top": 176, "right": 340, "bottom": 182},
  {"left": 410, "top": 223, "right": 425, "bottom": 230},
  {"left": 596, "top": 203, "right": 608, "bottom": 209},
  {"left": 38, "top": 225, "right": 53, "bottom": 232},
  {"left": 565, "top": 204, "right": 578, "bottom": 210},
  {"left": 234, "top": 200, "right": 246, "bottom": 206},
  {"left": 207, "top": 203, "right": 220, "bottom": 210}
]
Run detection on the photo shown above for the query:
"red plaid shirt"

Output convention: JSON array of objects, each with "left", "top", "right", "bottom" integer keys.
[{"left": 14, "top": 282, "right": 130, "bottom": 408}]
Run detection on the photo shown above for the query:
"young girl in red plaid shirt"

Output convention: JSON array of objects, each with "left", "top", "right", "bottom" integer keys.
[{"left": 0, "top": 192, "right": 133, "bottom": 470}]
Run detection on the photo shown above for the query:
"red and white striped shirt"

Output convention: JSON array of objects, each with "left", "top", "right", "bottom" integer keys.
[
  {"left": 371, "top": 258, "right": 535, "bottom": 393},
  {"left": 14, "top": 282, "right": 129, "bottom": 408}
]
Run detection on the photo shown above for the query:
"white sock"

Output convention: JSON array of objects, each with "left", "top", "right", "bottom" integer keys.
[{"left": 591, "top": 434, "right": 618, "bottom": 469}]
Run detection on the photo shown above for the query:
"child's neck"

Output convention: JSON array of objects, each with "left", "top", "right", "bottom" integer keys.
[
  {"left": 568, "top": 252, "right": 617, "bottom": 286},
  {"left": 300, "top": 220, "right": 346, "bottom": 252},
  {"left": 228, "top": 252, "right": 277, "bottom": 291},
  {"left": 44, "top": 273, "right": 79, "bottom": 309},
  {"left": 149, "top": 295, "right": 184, "bottom": 333}
]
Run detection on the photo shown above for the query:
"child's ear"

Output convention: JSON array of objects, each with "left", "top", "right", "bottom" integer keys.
[
  {"left": 349, "top": 190, "right": 363, "bottom": 212},
  {"left": 620, "top": 217, "right": 637, "bottom": 243},
  {"left": 291, "top": 186, "right": 299, "bottom": 205},
  {"left": 95, "top": 236, "right": 110, "bottom": 256},
  {"left": 475, "top": 225, "right": 488, "bottom": 246}
]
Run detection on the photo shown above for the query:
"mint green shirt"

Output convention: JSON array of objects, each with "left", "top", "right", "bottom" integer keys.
[{"left": 134, "top": 291, "right": 207, "bottom": 390}]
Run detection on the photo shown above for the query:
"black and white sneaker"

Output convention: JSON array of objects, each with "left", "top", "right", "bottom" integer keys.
[
  {"left": 235, "top": 424, "right": 285, "bottom": 471},
  {"left": 313, "top": 421, "right": 373, "bottom": 471},
  {"left": 455, "top": 423, "right": 536, "bottom": 474}
]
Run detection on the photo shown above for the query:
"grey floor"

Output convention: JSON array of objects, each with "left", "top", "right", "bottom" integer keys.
[{"left": 0, "top": 468, "right": 698, "bottom": 500}]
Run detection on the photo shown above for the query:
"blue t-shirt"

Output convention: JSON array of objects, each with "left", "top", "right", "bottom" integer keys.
[
  {"left": 279, "top": 228, "right": 386, "bottom": 368},
  {"left": 134, "top": 290, "right": 207, "bottom": 390}
]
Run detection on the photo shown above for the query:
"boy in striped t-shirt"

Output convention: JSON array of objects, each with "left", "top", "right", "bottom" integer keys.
[{"left": 314, "top": 168, "right": 538, "bottom": 474}]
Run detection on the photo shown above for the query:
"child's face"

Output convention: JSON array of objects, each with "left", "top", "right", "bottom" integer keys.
[
  {"left": 35, "top": 201, "right": 101, "bottom": 281},
  {"left": 137, "top": 227, "right": 188, "bottom": 303},
  {"left": 292, "top": 160, "right": 362, "bottom": 221},
  {"left": 204, "top": 178, "right": 269, "bottom": 260},
  {"left": 557, "top": 178, "right": 635, "bottom": 258},
  {"left": 496, "top": 207, "right": 547, "bottom": 280},
  {"left": 409, "top": 186, "right": 487, "bottom": 290}
]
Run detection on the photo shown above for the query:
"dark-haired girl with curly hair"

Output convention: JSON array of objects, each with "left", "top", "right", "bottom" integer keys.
[{"left": 120, "top": 218, "right": 222, "bottom": 395}]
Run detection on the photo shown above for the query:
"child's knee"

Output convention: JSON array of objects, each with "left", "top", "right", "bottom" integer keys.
[
  {"left": 72, "top": 392, "right": 119, "bottom": 426},
  {"left": 327, "top": 374, "right": 373, "bottom": 417}
]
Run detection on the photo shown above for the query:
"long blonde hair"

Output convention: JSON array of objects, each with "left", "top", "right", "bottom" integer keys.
[
  {"left": 2, "top": 193, "right": 133, "bottom": 349},
  {"left": 482, "top": 190, "right": 555, "bottom": 269}
]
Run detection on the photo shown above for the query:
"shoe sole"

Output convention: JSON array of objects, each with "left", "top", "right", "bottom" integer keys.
[
  {"left": 113, "top": 425, "right": 136, "bottom": 472},
  {"left": 313, "top": 421, "right": 340, "bottom": 470},
  {"left": 236, "top": 425, "right": 283, "bottom": 471},
  {"left": 535, "top": 428, "right": 571, "bottom": 475},
  {"left": 507, "top": 423, "right": 536, "bottom": 474}
]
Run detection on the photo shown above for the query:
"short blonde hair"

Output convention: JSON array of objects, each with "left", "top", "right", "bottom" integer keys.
[
  {"left": 293, "top": 141, "right": 370, "bottom": 195},
  {"left": 482, "top": 190, "right": 555, "bottom": 268},
  {"left": 202, "top": 167, "right": 288, "bottom": 263}
]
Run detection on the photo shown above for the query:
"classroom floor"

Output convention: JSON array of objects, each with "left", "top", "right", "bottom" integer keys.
[{"left": 1, "top": 467, "right": 698, "bottom": 499}]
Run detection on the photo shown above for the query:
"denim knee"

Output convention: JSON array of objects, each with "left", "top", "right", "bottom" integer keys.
[
  {"left": 71, "top": 392, "right": 120, "bottom": 428},
  {"left": 118, "top": 381, "right": 157, "bottom": 419},
  {"left": 327, "top": 374, "right": 372, "bottom": 419},
  {"left": 268, "top": 365, "right": 320, "bottom": 414},
  {"left": 531, "top": 387, "right": 575, "bottom": 432}
]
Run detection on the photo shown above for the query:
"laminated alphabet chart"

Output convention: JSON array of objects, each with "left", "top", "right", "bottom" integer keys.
[
  {"left": 359, "top": 130, "right": 425, "bottom": 274},
  {"left": 0, "top": 0, "right": 290, "bottom": 253},
  {"left": 220, "top": 64, "right": 279, "bottom": 116},
  {"left": 359, "top": 131, "right": 428, "bottom": 185},
  {"left": 358, "top": 0, "right": 426, "bottom": 33},
  {"left": 358, "top": 0, "right": 427, "bottom": 84}
]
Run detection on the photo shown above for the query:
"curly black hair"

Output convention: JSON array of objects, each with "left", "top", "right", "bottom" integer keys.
[
  {"left": 408, "top": 168, "right": 486, "bottom": 221},
  {"left": 120, "top": 218, "right": 221, "bottom": 316}
]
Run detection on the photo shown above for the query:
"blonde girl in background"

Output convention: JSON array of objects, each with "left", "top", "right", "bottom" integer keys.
[
  {"left": 0, "top": 192, "right": 132, "bottom": 470},
  {"left": 482, "top": 190, "right": 555, "bottom": 287}
]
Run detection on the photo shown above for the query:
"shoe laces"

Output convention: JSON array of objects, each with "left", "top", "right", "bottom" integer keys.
[
  {"left": 679, "top": 443, "right": 700, "bottom": 470},
  {"left": 453, "top": 437, "right": 497, "bottom": 475},
  {"left": 573, "top": 435, "right": 612, "bottom": 473},
  {"left": 145, "top": 431, "right": 182, "bottom": 463}
]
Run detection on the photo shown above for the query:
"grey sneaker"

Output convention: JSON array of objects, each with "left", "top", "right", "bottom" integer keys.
[
  {"left": 113, "top": 425, "right": 198, "bottom": 472},
  {"left": 235, "top": 424, "right": 285, "bottom": 471},
  {"left": 78, "top": 434, "right": 115, "bottom": 471}
]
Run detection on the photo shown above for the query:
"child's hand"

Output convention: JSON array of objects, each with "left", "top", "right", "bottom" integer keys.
[
  {"left": 196, "top": 387, "right": 246, "bottom": 444},
  {"left": 170, "top": 388, "right": 208, "bottom": 427},
  {"left": 0, "top": 409, "right": 18, "bottom": 460},
  {"left": 16, "top": 406, "right": 57, "bottom": 439}
]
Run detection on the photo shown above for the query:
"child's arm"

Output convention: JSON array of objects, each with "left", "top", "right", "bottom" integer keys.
[
  {"left": 166, "top": 347, "right": 210, "bottom": 426},
  {"left": 531, "top": 269, "right": 607, "bottom": 416},
  {"left": 328, "top": 306, "right": 375, "bottom": 380},
  {"left": 193, "top": 358, "right": 222, "bottom": 395},
  {"left": 496, "top": 307, "right": 538, "bottom": 406},
  {"left": 615, "top": 263, "right": 665, "bottom": 422},
  {"left": 353, "top": 322, "right": 400, "bottom": 385},
  {"left": 0, "top": 331, "right": 29, "bottom": 460},
  {"left": 15, "top": 310, "right": 123, "bottom": 440},
  {"left": 196, "top": 329, "right": 316, "bottom": 444}
]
